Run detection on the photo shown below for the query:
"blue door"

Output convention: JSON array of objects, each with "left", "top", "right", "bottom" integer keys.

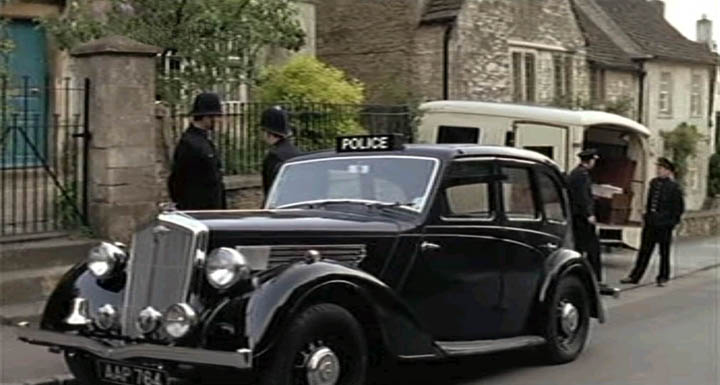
[{"left": 2, "top": 19, "right": 48, "bottom": 167}]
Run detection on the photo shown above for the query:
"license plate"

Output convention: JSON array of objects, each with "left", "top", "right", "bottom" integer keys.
[{"left": 96, "top": 360, "right": 168, "bottom": 385}]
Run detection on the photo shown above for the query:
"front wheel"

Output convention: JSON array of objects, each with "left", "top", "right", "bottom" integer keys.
[
  {"left": 258, "top": 303, "right": 368, "bottom": 385},
  {"left": 540, "top": 275, "right": 591, "bottom": 364}
]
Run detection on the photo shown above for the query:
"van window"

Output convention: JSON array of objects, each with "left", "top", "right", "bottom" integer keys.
[
  {"left": 501, "top": 167, "right": 537, "bottom": 220},
  {"left": 437, "top": 126, "right": 480, "bottom": 144}
]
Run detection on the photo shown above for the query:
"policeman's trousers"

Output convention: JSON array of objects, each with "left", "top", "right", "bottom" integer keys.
[
  {"left": 628, "top": 225, "right": 673, "bottom": 282},
  {"left": 573, "top": 216, "right": 602, "bottom": 283}
]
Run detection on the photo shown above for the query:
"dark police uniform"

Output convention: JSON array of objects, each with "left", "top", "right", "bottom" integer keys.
[
  {"left": 168, "top": 125, "right": 225, "bottom": 210},
  {"left": 168, "top": 93, "right": 225, "bottom": 210},
  {"left": 624, "top": 168, "right": 684, "bottom": 285},
  {"left": 260, "top": 107, "right": 300, "bottom": 196},
  {"left": 568, "top": 156, "right": 602, "bottom": 283},
  {"left": 262, "top": 138, "right": 300, "bottom": 195}
]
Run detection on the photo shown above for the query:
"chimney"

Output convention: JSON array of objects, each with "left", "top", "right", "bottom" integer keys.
[
  {"left": 697, "top": 15, "right": 714, "bottom": 50},
  {"left": 648, "top": 0, "right": 665, "bottom": 18}
]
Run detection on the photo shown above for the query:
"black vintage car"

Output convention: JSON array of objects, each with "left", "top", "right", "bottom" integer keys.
[{"left": 16, "top": 135, "right": 605, "bottom": 385}]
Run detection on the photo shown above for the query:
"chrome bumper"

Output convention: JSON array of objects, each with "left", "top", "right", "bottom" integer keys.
[{"left": 12, "top": 326, "right": 252, "bottom": 369}]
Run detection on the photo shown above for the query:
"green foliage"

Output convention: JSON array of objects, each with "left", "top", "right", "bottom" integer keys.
[
  {"left": 661, "top": 123, "right": 704, "bottom": 185},
  {"left": 708, "top": 149, "right": 720, "bottom": 197},
  {"left": 553, "top": 95, "right": 635, "bottom": 118},
  {"left": 41, "top": 0, "right": 305, "bottom": 104},
  {"left": 257, "top": 55, "right": 364, "bottom": 105},
  {"left": 0, "top": 14, "right": 14, "bottom": 78},
  {"left": 257, "top": 55, "right": 367, "bottom": 149}
]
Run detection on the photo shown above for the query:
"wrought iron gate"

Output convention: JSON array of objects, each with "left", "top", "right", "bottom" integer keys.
[{"left": 1, "top": 77, "right": 90, "bottom": 236}]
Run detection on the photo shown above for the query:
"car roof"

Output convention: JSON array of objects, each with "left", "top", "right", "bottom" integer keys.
[
  {"left": 288, "top": 144, "right": 561, "bottom": 170},
  {"left": 420, "top": 100, "right": 651, "bottom": 137}
]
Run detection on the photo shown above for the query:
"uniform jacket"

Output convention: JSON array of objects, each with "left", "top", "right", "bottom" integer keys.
[
  {"left": 567, "top": 164, "right": 595, "bottom": 218},
  {"left": 644, "top": 176, "right": 684, "bottom": 228},
  {"left": 168, "top": 125, "right": 225, "bottom": 210},
  {"left": 262, "top": 138, "right": 300, "bottom": 195}
]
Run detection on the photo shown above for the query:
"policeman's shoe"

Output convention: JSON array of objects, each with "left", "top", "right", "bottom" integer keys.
[
  {"left": 620, "top": 277, "right": 638, "bottom": 284},
  {"left": 599, "top": 284, "right": 621, "bottom": 298},
  {"left": 656, "top": 279, "right": 668, "bottom": 287}
]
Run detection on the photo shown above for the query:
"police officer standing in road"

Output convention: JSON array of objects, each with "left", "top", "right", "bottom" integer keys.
[
  {"left": 568, "top": 149, "right": 616, "bottom": 295},
  {"left": 168, "top": 92, "right": 226, "bottom": 210},
  {"left": 261, "top": 106, "right": 300, "bottom": 197},
  {"left": 621, "top": 157, "right": 684, "bottom": 287}
]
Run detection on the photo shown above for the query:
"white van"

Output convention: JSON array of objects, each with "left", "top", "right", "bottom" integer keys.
[{"left": 416, "top": 100, "right": 654, "bottom": 249}]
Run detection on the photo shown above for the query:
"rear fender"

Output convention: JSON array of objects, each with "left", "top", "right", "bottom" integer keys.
[
  {"left": 246, "top": 261, "right": 437, "bottom": 359},
  {"left": 539, "top": 248, "right": 606, "bottom": 323}
]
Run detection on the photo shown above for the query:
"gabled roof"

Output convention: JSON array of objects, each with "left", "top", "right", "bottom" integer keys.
[
  {"left": 421, "top": 0, "right": 464, "bottom": 24},
  {"left": 573, "top": 5, "right": 639, "bottom": 70},
  {"left": 593, "top": 0, "right": 717, "bottom": 65}
]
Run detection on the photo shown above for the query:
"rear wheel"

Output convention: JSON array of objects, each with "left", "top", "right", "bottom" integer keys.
[
  {"left": 258, "top": 303, "right": 367, "bottom": 385},
  {"left": 540, "top": 276, "right": 591, "bottom": 364}
]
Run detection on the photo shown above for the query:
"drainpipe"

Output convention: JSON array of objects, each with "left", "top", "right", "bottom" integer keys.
[
  {"left": 442, "top": 24, "right": 453, "bottom": 100},
  {"left": 636, "top": 62, "right": 647, "bottom": 125}
]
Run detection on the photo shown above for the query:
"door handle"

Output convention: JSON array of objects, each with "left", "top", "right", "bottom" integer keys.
[
  {"left": 421, "top": 241, "right": 441, "bottom": 252},
  {"left": 541, "top": 242, "right": 559, "bottom": 251}
]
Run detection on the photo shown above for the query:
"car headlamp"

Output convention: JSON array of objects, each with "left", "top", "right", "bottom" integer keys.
[
  {"left": 205, "top": 247, "right": 250, "bottom": 289},
  {"left": 87, "top": 242, "right": 126, "bottom": 279},
  {"left": 163, "top": 303, "right": 197, "bottom": 339}
]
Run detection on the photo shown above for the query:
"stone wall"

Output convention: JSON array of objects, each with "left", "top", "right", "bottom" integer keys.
[
  {"left": 225, "top": 175, "right": 264, "bottom": 210},
  {"left": 442, "top": 0, "right": 589, "bottom": 104},
  {"left": 316, "top": 0, "right": 425, "bottom": 103},
  {"left": 676, "top": 210, "right": 720, "bottom": 238},
  {"left": 603, "top": 69, "right": 639, "bottom": 120}
]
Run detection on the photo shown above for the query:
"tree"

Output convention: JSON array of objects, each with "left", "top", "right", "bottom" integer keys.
[
  {"left": 42, "top": 0, "right": 305, "bottom": 104},
  {"left": 661, "top": 122, "right": 704, "bottom": 186},
  {"left": 0, "top": 15, "right": 14, "bottom": 79}
]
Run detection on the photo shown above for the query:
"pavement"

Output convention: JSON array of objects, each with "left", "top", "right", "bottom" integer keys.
[
  {"left": 0, "top": 235, "right": 718, "bottom": 384},
  {"left": 602, "top": 235, "right": 720, "bottom": 291}
]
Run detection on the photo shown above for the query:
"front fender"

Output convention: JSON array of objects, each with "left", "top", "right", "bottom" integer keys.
[
  {"left": 539, "top": 248, "right": 606, "bottom": 323},
  {"left": 40, "top": 263, "right": 125, "bottom": 331},
  {"left": 245, "top": 261, "right": 437, "bottom": 359}
]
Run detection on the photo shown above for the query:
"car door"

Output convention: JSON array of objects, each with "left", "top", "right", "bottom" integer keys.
[
  {"left": 400, "top": 159, "right": 508, "bottom": 341},
  {"left": 496, "top": 162, "right": 565, "bottom": 336}
]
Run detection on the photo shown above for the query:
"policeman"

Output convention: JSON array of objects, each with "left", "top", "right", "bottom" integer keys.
[
  {"left": 261, "top": 106, "right": 300, "bottom": 196},
  {"left": 568, "top": 149, "right": 614, "bottom": 294},
  {"left": 168, "top": 92, "right": 226, "bottom": 210},
  {"left": 621, "top": 157, "right": 685, "bottom": 287}
]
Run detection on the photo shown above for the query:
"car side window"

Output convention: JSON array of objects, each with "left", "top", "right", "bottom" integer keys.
[
  {"left": 537, "top": 171, "right": 566, "bottom": 222},
  {"left": 443, "top": 161, "right": 494, "bottom": 218},
  {"left": 501, "top": 166, "right": 538, "bottom": 220}
]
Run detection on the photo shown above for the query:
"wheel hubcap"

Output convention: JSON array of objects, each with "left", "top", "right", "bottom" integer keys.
[
  {"left": 305, "top": 346, "right": 341, "bottom": 385},
  {"left": 559, "top": 300, "right": 579, "bottom": 335}
]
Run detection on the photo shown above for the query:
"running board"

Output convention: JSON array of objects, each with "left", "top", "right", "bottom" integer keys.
[{"left": 436, "top": 336, "right": 547, "bottom": 357}]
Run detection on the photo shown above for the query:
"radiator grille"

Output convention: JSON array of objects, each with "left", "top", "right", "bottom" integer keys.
[{"left": 121, "top": 220, "right": 200, "bottom": 337}]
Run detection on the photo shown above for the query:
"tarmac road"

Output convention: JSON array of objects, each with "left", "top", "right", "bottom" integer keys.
[{"left": 1, "top": 236, "right": 718, "bottom": 384}]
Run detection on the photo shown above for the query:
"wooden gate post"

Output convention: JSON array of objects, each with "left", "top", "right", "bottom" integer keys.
[{"left": 71, "top": 36, "right": 161, "bottom": 242}]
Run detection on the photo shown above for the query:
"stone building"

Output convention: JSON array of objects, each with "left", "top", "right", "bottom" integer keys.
[
  {"left": 573, "top": 0, "right": 718, "bottom": 210},
  {"left": 317, "top": 0, "right": 591, "bottom": 105}
]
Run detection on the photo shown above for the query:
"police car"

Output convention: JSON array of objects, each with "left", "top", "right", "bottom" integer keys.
[{"left": 16, "top": 135, "right": 605, "bottom": 385}]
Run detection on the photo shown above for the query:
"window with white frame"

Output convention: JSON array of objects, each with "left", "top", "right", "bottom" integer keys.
[
  {"left": 690, "top": 74, "right": 703, "bottom": 117},
  {"left": 511, "top": 51, "right": 536, "bottom": 103},
  {"left": 658, "top": 72, "right": 673, "bottom": 116}
]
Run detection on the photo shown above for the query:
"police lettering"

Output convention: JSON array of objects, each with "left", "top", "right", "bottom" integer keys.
[{"left": 341, "top": 136, "right": 389, "bottom": 151}]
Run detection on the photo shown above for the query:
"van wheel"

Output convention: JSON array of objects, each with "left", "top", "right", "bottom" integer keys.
[
  {"left": 540, "top": 276, "right": 591, "bottom": 364},
  {"left": 258, "top": 303, "right": 367, "bottom": 385}
]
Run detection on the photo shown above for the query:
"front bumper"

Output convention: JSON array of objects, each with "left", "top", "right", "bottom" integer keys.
[{"left": 12, "top": 325, "right": 252, "bottom": 369}]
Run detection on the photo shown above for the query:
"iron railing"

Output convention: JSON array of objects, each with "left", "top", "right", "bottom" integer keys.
[
  {"left": 0, "top": 76, "right": 89, "bottom": 236},
  {"left": 164, "top": 103, "right": 414, "bottom": 175}
]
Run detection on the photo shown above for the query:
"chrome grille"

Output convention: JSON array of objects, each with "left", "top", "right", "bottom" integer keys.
[
  {"left": 121, "top": 213, "right": 207, "bottom": 337},
  {"left": 238, "top": 244, "right": 366, "bottom": 270}
]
